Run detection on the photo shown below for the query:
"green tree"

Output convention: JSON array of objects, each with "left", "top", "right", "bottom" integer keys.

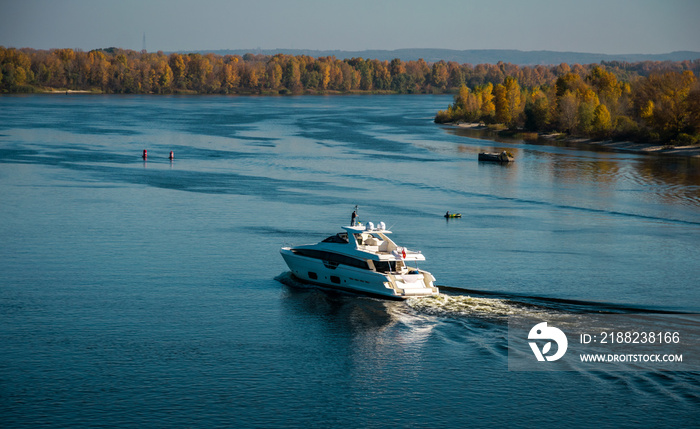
[
  {"left": 390, "top": 73, "right": 412, "bottom": 93},
  {"left": 356, "top": 59, "right": 373, "bottom": 91},
  {"left": 302, "top": 70, "right": 320, "bottom": 89},
  {"left": 283, "top": 57, "right": 301, "bottom": 92},
  {"left": 577, "top": 88, "right": 600, "bottom": 135},
  {"left": 524, "top": 89, "right": 550, "bottom": 131}
]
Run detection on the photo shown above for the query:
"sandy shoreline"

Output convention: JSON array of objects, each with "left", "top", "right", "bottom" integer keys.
[
  {"left": 563, "top": 139, "right": 700, "bottom": 158},
  {"left": 42, "top": 89, "right": 94, "bottom": 94},
  {"left": 453, "top": 122, "right": 700, "bottom": 158}
]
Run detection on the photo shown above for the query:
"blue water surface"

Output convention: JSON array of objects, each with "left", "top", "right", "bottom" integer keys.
[{"left": 1, "top": 94, "right": 699, "bottom": 428}]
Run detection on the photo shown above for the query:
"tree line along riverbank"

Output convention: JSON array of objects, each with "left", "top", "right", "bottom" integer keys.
[
  {"left": 0, "top": 46, "right": 697, "bottom": 96},
  {"left": 435, "top": 66, "right": 700, "bottom": 147},
  {"left": 1, "top": 46, "right": 698, "bottom": 146}
]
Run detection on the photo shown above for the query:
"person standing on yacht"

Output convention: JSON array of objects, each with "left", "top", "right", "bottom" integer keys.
[{"left": 351, "top": 210, "right": 357, "bottom": 226}]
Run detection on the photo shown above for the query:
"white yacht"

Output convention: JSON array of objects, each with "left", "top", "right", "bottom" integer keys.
[{"left": 280, "top": 222, "right": 439, "bottom": 300}]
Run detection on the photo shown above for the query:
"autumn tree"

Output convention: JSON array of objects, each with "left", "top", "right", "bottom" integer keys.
[
  {"left": 406, "top": 58, "right": 430, "bottom": 89},
  {"left": 587, "top": 66, "right": 621, "bottom": 108},
  {"left": 339, "top": 61, "right": 360, "bottom": 91},
  {"left": 591, "top": 104, "right": 613, "bottom": 137},
  {"left": 431, "top": 61, "right": 449, "bottom": 90},
  {"left": 455, "top": 85, "right": 480, "bottom": 122},
  {"left": 4, "top": 46, "right": 700, "bottom": 145},
  {"left": 634, "top": 70, "right": 697, "bottom": 141},
  {"left": 390, "top": 58, "right": 405, "bottom": 76},
  {"left": 283, "top": 57, "right": 302, "bottom": 92},
  {"left": 558, "top": 91, "right": 579, "bottom": 133},
  {"left": 241, "top": 63, "right": 261, "bottom": 90},
  {"left": 577, "top": 88, "right": 600, "bottom": 135},
  {"left": 318, "top": 60, "right": 331, "bottom": 90},
  {"left": 524, "top": 87, "right": 551, "bottom": 131},
  {"left": 265, "top": 60, "right": 281, "bottom": 90},
  {"left": 357, "top": 59, "right": 373, "bottom": 91},
  {"left": 86, "top": 50, "right": 109, "bottom": 89},
  {"left": 108, "top": 53, "right": 130, "bottom": 93},
  {"left": 169, "top": 53, "right": 186, "bottom": 89},
  {"left": 329, "top": 60, "right": 344, "bottom": 90},
  {"left": 556, "top": 72, "right": 586, "bottom": 98},
  {"left": 0, "top": 47, "right": 32, "bottom": 89},
  {"left": 372, "top": 59, "right": 390, "bottom": 90},
  {"left": 493, "top": 77, "right": 522, "bottom": 127},
  {"left": 184, "top": 54, "right": 213, "bottom": 91},
  {"left": 687, "top": 83, "right": 700, "bottom": 137},
  {"left": 478, "top": 83, "right": 496, "bottom": 122},
  {"left": 447, "top": 62, "right": 464, "bottom": 88}
]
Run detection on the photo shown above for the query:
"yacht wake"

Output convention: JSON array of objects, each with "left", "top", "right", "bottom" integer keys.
[
  {"left": 406, "top": 286, "right": 686, "bottom": 319},
  {"left": 406, "top": 293, "right": 549, "bottom": 319}
]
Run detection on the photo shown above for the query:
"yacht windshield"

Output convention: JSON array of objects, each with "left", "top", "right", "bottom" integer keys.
[{"left": 322, "top": 233, "right": 348, "bottom": 244}]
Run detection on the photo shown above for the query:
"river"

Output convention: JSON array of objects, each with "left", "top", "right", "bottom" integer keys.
[{"left": 1, "top": 94, "right": 698, "bottom": 427}]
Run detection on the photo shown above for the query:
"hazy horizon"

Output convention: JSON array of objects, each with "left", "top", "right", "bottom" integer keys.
[{"left": 1, "top": 0, "right": 699, "bottom": 55}]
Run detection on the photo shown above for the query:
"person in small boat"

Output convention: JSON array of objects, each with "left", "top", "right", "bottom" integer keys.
[
  {"left": 445, "top": 211, "right": 450, "bottom": 217},
  {"left": 351, "top": 210, "right": 357, "bottom": 226}
]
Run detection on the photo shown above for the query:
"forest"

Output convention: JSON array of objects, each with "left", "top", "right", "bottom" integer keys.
[
  {"left": 1, "top": 46, "right": 699, "bottom": 144},
  {"left": 435, "top": 65, "right": 700, "bottom": 145}
]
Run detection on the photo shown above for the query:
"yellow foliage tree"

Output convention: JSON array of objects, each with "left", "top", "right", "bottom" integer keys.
[
  {"left": 319, "top": 62, "right": 331, "bottom": 90},
  {"left": 592, "top": 104, "right": 612, "bottom": 136},
  {"left": 478, "top": 83, "right": 496, "bottom": 121},
  {"left": 169, "top": 54, "right": 185, "bottom": 88},
  {"left": 635, "top": 70, "right": 697, "bottom": 139}
]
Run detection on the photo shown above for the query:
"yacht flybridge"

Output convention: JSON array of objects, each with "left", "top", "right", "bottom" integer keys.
[{"left": 280, "top": 222, "right": 439, "bottom": 300}]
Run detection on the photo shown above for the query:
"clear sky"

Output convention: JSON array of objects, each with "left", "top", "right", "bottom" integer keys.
[{"left": 1, "top": 0, "right": 699, "bottom": 54}]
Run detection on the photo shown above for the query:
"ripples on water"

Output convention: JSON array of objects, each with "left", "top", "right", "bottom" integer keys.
[
  {"left": 2, "top": 95, "right": 699, "bottom": 428},
  {"left": 277, "top": 272, "right": 700, "bottom": 419}
]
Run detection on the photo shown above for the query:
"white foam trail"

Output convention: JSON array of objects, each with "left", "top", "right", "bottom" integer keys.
[{"left": 406, "top": 293, "right": 548, "bottom": 318}]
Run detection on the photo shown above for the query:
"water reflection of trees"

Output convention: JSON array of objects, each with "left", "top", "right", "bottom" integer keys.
[
  {"left": 634, "top": 157, "right": 700, "bottom": 206},
  {"left": 446, "top": 126, "right": 700, "bottom": 207}
]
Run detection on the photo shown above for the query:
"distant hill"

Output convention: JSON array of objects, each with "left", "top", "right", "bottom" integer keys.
[{"left": 190, "top": 48, "right": 700, "bottom": 65}]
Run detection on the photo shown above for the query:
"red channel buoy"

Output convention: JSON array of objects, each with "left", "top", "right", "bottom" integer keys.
[
  {"left": 169, "top": 151, "right": 174, "bottom": 160},
  {"left": 142, "top": 149, "right": 148, "bottom": 159}
]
